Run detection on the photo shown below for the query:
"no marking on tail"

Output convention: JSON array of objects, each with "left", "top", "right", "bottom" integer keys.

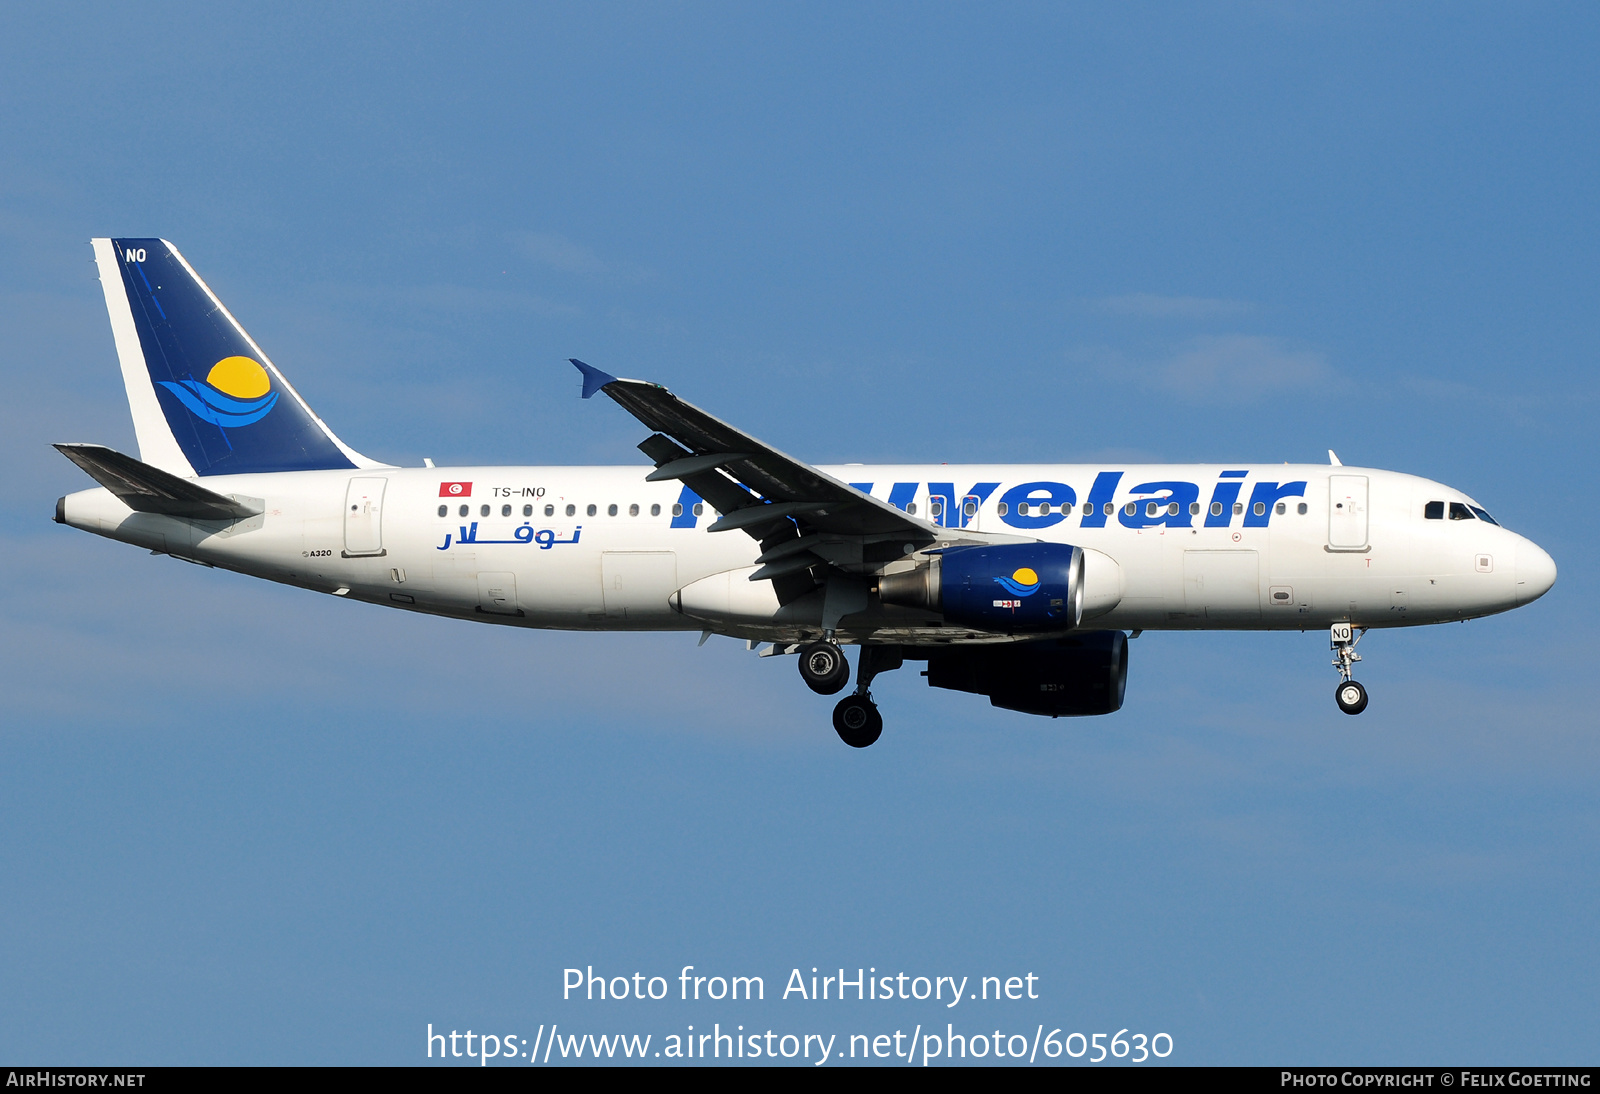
[{"left": 91, "top": 238, "right": 378, "bottom": 477}]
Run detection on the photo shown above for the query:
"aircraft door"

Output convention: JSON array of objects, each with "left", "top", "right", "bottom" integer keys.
[
  {"left": 1328, "top": 475, "right": 1369, "bottom": 550},
  {"left": 1183, "top": 550, "right": 1262, "bottom": 621},
  {"left": 602, "top": 552, "right": 679, "bottom": 620},
  {"left": 928, "top": 491, "right": 952, "bottom": 528},
  {"left": 343, "top": 477, "right": 387, "bottom": 557}
]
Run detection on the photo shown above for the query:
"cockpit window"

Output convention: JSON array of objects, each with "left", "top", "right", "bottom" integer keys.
[
  {"left": 1449, "top": 502, "right": 1474, "bottom": 521},
  {"left": 1469, "top": 505, "right": 1499, "bottom": 526},
  {"left": 1424, "top": 501, "right": 1444, "bottom": 520}
]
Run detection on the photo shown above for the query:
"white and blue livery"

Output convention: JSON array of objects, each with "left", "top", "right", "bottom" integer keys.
[{"left": 55, "top": 239, "right": 1558, "bottom": 746}]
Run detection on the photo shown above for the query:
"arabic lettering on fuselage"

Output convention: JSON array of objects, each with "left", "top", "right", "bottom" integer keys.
[{"left": 437, "top": 523, "right": 583, "bottom": 551}]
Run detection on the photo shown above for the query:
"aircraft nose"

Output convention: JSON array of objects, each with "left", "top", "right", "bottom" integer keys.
[{"left": 1514, "top": 539, "right": 1557, "bottom": 606}]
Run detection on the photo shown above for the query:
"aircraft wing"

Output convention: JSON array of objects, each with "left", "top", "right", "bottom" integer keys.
[{"left": 572, "top": 360, "right": 945, "bottom": 585}]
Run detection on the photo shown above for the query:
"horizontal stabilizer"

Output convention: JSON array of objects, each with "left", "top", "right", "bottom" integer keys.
[{"left": 54, "top": 443, "right": 262, "bottom": 520}]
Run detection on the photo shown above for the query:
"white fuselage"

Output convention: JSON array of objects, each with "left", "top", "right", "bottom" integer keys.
[{"left": 58, "top": 463, "right": 1555, "bottom": 644}]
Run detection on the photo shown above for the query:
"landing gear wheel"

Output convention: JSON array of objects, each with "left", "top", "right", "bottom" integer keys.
[
  {"left": 832, "top": 695, "right": 883, "bottom": 748},
  {"left": 798, "top": 641, "right": 850, "bottom": 695},
  {"left": 1335, "top": 680, "right": 1369, "bottom": 715}
]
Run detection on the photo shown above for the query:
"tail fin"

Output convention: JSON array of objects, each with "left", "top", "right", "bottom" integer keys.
[{"left": 91, "top": 238, "right": 378, "bottom": 477}]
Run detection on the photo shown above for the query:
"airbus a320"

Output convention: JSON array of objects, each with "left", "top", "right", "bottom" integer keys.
[{"left": 54, "top": 239, "right": 1557, "bottom": 746}]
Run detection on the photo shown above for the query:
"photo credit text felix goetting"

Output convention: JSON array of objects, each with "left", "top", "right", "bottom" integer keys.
[{"left": 425, "top": 965, "right": 1174, "bottom": 1065}]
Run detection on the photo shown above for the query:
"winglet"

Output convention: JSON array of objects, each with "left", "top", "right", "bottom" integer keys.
[
  {"left": 1328, "top": 449, "right": 1343, "bottom": 466},
  {"left": 571, "top": 359, "right": 618, "bottom": 399}
]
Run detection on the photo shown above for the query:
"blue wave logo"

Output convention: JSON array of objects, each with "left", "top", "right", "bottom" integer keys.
[
  {"left": 157, "top": 356, "right": 278, "bottom": 427},
  {"left": 993, "top": 566, "right": 1041, "bottom": 597}
]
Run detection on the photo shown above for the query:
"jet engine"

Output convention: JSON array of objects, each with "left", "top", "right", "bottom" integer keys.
[
  {"left": 878, "top": 543, "right": 1084, "bottom": 633},
  {"left": 925, "top": 630, "right": 1129, "bottom": 717}
]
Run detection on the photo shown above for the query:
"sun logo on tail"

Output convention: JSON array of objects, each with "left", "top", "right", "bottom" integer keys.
[
  {"left": 994, "top": 566, "right": 1041, "bottom": 597},
  {"left": 157, "top": 356, "right": 279, "bottom": 427}
]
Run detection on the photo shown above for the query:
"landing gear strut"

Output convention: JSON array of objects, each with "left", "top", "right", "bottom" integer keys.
[
  {"left": 831, "top": 645, "right": 902, "bottom": 748},
  {"left": 1330, "top": 623, "right": 1369, "bottom": 715}
]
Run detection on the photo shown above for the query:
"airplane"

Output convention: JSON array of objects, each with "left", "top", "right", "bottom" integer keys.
[{"left": 53, "top": 238, "right": 1558, "bottom": 747}]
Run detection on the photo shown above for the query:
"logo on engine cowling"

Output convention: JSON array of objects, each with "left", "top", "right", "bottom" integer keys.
[{"left": 993, "top": 567, "right": 1041, "bottom": 597}]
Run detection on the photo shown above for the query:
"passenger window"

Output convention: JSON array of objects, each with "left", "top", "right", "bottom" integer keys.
[
  {"left": 1449, "top": 502, "right": 1474, "bottom": 521},
  {"left": 1210, "top": 501, "right": 1223, "bottom": 516},
  {"left": 692, "top": 503, "right": 704, "bottom": 516},
  {"left": 671, "top": 503, "right": 683, "bottom": 517},
  {"left": 929, "top": 499, "right": 943, "bottom": 519},
  {"left": 1125, "top": 502, "right": 1137, "bottom": 516},
  {"left": 629, "top": 503, "right": 640, "bottom": 516},
  {"left": 1145, "top": 502, "right": 1158, "bottom": 517},
  {"left": 1275, "top": 502, "right": 1286, "bottom": 515},
  {"left": 1189, "top": 502, "right": 1200, "bottom": 516},
  {"left": 566, "top": 504, "right": 576, "bottom": 517},
  {"left": 1424, "top": 501, "right": 1444, "bottom": 520},
  {"left": 544, "top": 504, "right": 554, "bottom": 517},
  {"left": 523, "top": 504, "right": 533, "bottom": 517},
  {"left": 906, "top": 502, "right": 917, "bottom": 516},
  {"left": 1018, "top": 502, "right": 1030, "bottom": 516},
  {"left": 606, "top": 504, "right": 616, "bottom": 516},
  {"left": 1168, "top": 503, "right": 1179, "bottom": 516},
  {"left": 1083, "top": 503, "right": 1093, "bottom": 515},
  {"left": 1297, "top": 502, "right": 1307, "bottom": 515},
  {"left": 1233, "top": 502, "right": 1244, "bottom": 515},
  {"left": 437, "top": 504, "right": 447, "bottom": 518},
  {"left": 1038, "top": 502, "right": 1051, "bottom": 516},
  {"left": 650, "top": 503, "right": 661, "bottom": 516},
  {"left": 587, "top": 504, "right": 597, "bottom": 516},
  {"left": 1253, "top": 501, "right": 1266, "bottom": 516},
  {"left": 459, "top": 504, "right": 469, "bottom": 518},
  {"left": 501, "top": 504, "right": 512, "bottom": 517},
  {"left": 997, "top": 502, "right": 1008, "bottom": 516},
  {"left": 1104, "top": 502, "right": 1114, "bottom": 515},
  {"left": 480, "top": 504, "right": 490, "bottom": 517},
  {"left": 963, "top": 500, "right": 978, "bottom": 518}
]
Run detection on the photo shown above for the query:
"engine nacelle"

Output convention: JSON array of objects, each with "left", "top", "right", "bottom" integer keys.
[
  {"left": 878, "top": 543, "right": 1084, "bottom": 633},
  {"left": 925, "top": 630, "right": 1129, "bottom": 717}
]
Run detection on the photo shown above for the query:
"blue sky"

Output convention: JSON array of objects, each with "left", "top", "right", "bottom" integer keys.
[{"left": 1, "top": 3, "right": 1596, "bottom": 1065}]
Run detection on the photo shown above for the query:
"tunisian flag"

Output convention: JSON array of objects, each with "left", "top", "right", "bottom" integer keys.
[{"left": 438, "top": 482, "right": 472, "bottom": 497}]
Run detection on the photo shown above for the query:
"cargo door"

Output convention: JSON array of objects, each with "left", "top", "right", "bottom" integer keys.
[
  {"left": 1183, "top": 550, "right": 1261, "bottom": 621},
  {"left": 601, "top": 552, "right": 678, "bottom": 620},
  {"left": 476, "top": 572, "right": 521, "bottom": 615},
  {"left": 342, "top": 477, "right": 387, "bottom": 557},
  {"left": 1328, "top": 474, "right": 1369, "bottom": 550}
]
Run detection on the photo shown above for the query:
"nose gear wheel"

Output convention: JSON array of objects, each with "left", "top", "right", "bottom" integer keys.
[{"left": 1335, "top": 680, "right": 1369, "bottom": 715}]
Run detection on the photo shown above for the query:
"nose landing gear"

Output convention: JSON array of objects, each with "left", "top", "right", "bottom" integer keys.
[{"left": 1330, "top": 623, "right": 1368, "bottom": 715}]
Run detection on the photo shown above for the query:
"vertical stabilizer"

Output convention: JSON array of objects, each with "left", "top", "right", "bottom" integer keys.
[{"left": 91, "top": 238, "right": 380, "bottom": 477}]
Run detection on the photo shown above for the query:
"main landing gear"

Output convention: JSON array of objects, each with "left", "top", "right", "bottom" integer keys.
[
  {"left": 832, "top": 694, "right": 882, "bottom": 749},
  {"left": 1330, "top": 623, "right": 1369, "bottom": 715},
  {"left": 799, "top": 639, "right": 902, "bottom": 747},
  {"left": 797, "top": 639, "right": 850, "bottom": 695}
]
